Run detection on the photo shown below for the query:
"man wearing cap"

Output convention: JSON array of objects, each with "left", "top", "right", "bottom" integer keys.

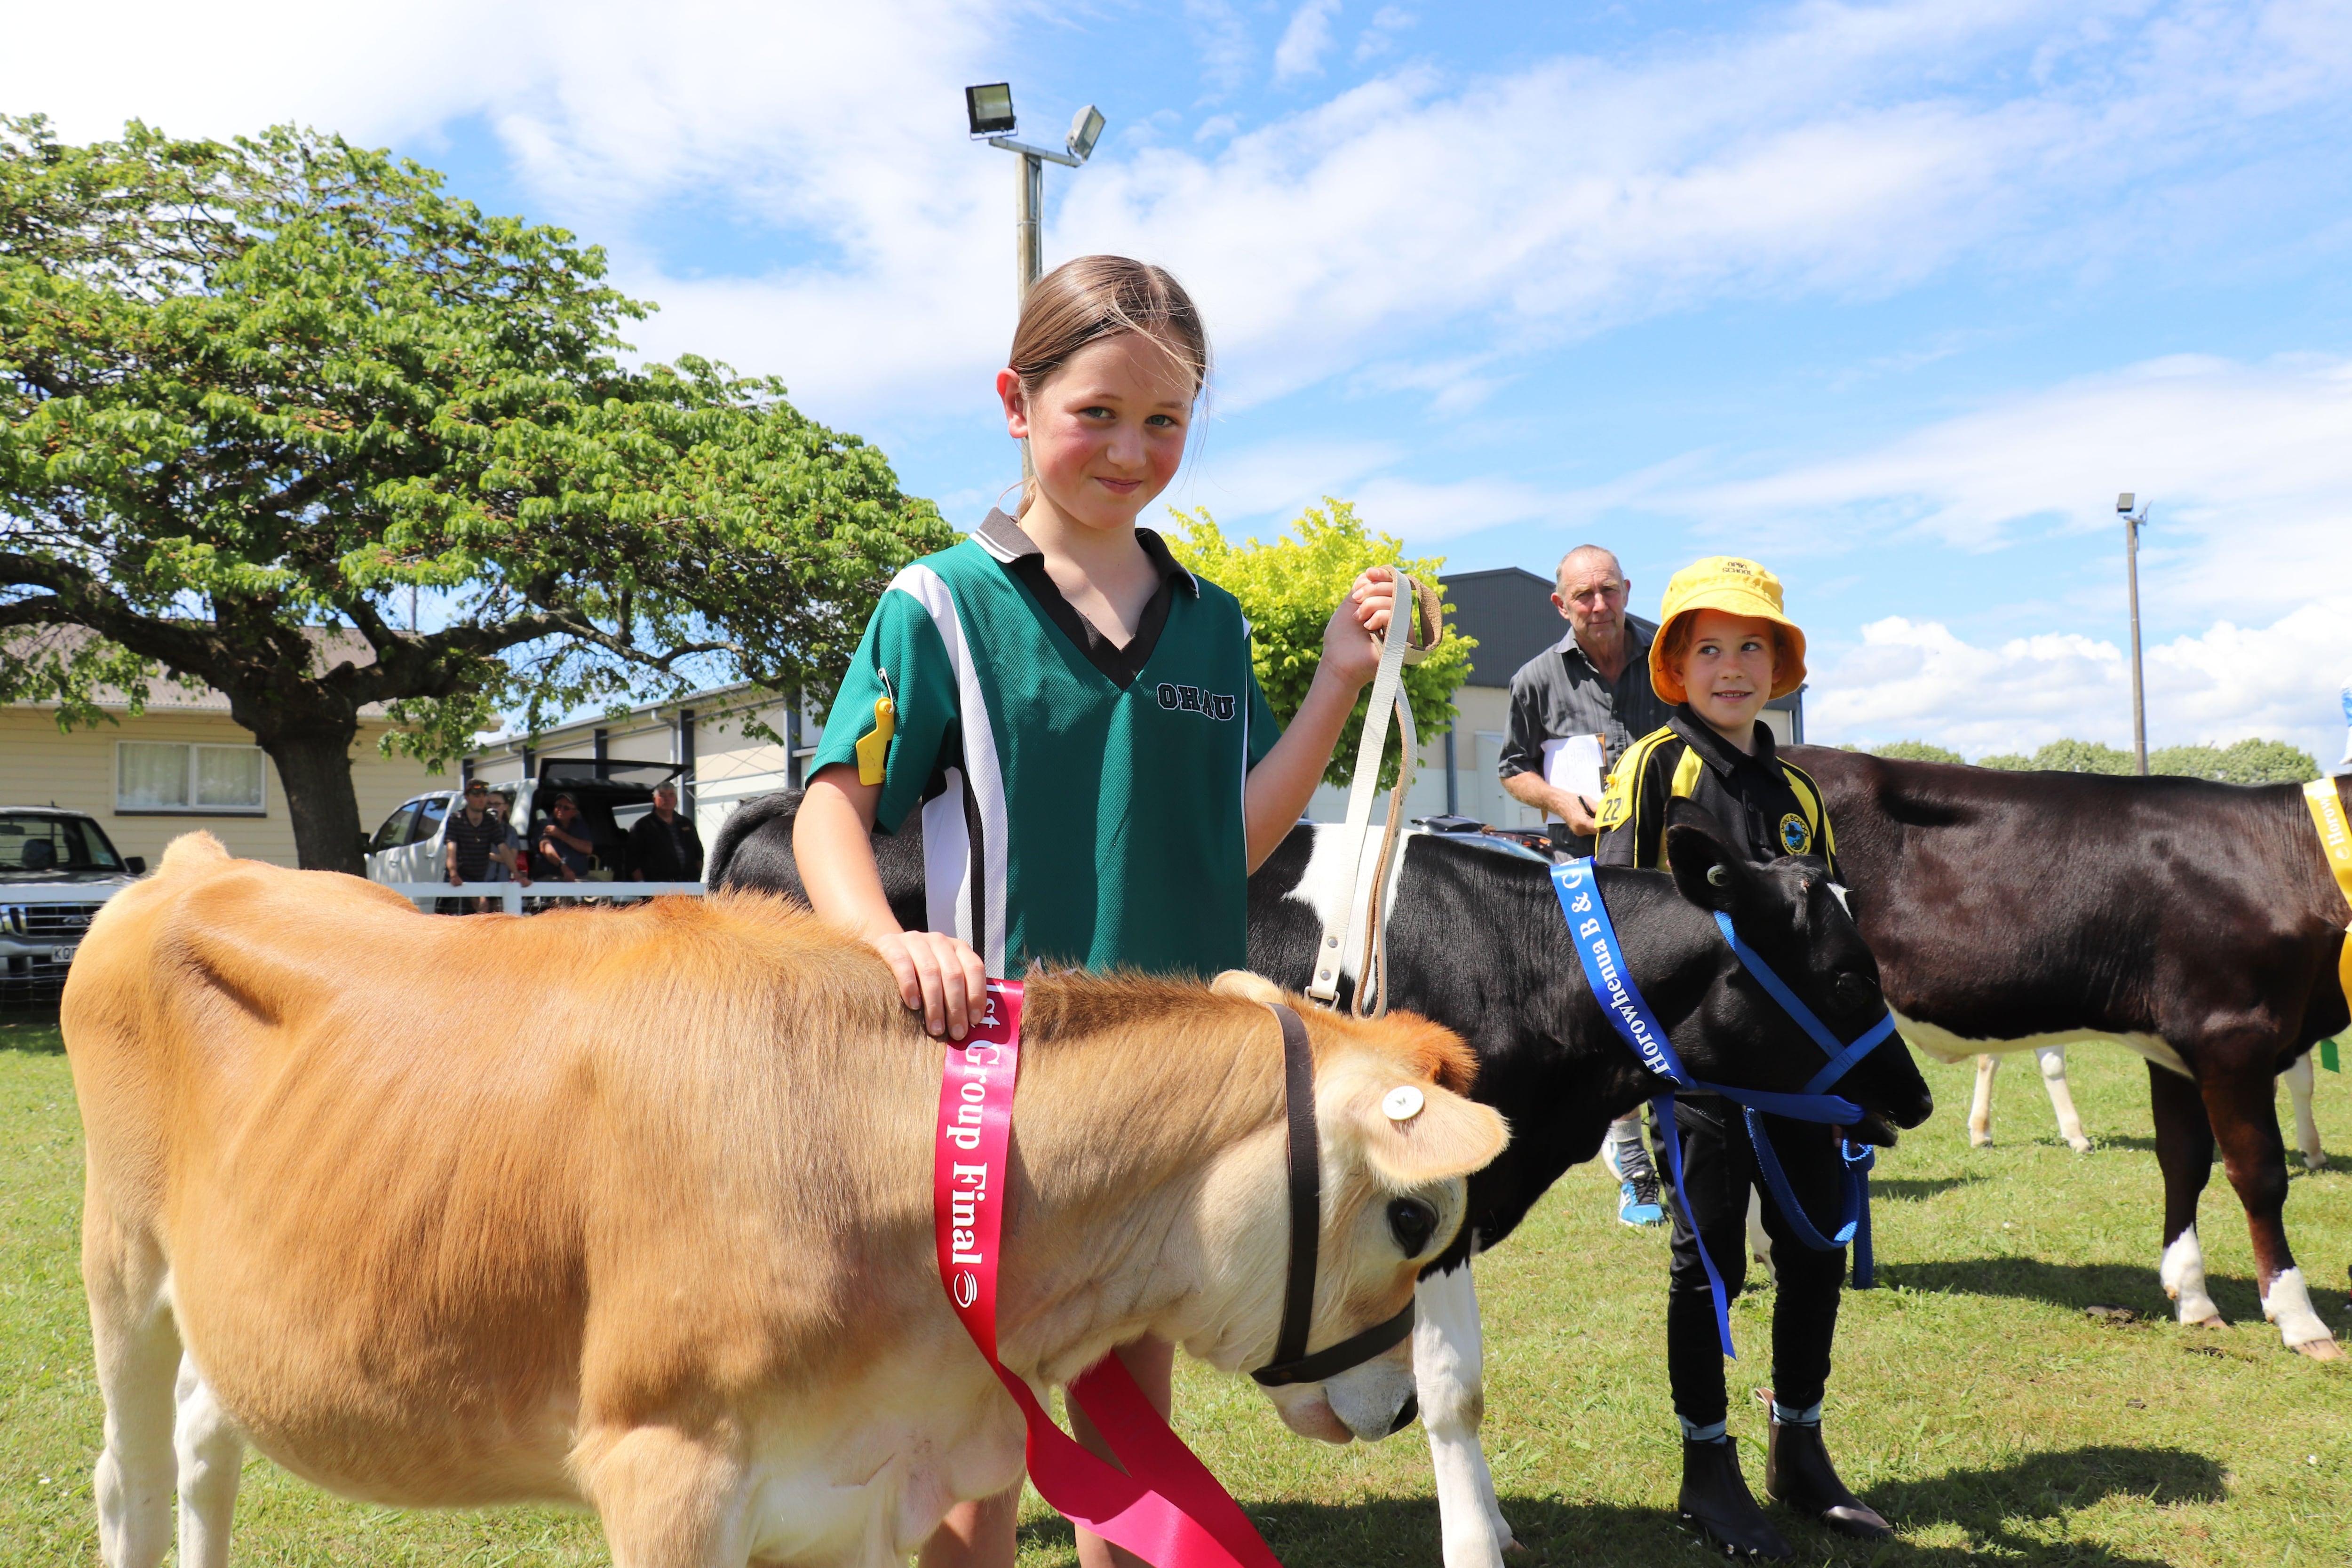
[
  {"left": 1499, "top": 544, "right": 1675, "bottom": 1229},
  {"left": 1597, "top": 556, "right": 1891, "bottom": 1560}
]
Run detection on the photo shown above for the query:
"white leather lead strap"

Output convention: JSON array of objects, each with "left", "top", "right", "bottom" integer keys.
[{"left": 1308, "top": 568, "right": 1428, "bottom": 1005}]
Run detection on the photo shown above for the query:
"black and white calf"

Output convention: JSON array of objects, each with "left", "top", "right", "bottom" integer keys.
[
  {"left": 708, "top": 793, "right": 1936, "bottom": 1568},
  {"left": 1791, "top": 748, "right": 2352, "bottom": 1358}
]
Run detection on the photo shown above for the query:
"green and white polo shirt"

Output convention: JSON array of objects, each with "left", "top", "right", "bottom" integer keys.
[{"left": 810, "top": 509, "right": 1281, "bottom": 979}]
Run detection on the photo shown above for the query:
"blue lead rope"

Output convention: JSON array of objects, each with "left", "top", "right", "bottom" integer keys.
[{"left": 1549, "top": 860, "right": 1898, "bottom": 1357}]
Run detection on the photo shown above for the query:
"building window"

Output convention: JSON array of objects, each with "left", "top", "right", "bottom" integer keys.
[{"left": 116, "top": 742, "right": 268, "bottom": 814}]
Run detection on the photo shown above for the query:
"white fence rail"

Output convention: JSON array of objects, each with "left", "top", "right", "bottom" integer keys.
[{"left": 380, "top": 881, "right": 707, "bottom": 914}]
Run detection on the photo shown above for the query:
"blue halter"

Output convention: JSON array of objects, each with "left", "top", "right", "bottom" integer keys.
[{"left": 1549, "top": 859, "right": 1897, "bottom": 1357}]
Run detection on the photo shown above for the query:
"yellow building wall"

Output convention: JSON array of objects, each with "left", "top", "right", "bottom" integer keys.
[{"left": 1, "top": 706, "right": 440, "bottom": 868}]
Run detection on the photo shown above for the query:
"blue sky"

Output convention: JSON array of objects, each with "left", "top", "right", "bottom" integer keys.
[{"left": 11, "top": 0, "right": 2351, "bottom": 760}]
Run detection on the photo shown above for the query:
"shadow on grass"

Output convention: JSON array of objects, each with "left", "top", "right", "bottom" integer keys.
[
  {"left": 1872, "top": 1175, "right": 1983, "bottom": 1202},
  {"left": 1881, "top": 1256, "right": 2275, "bottom": 1325},
  {"left": 1014, "top": 1446, "right": 2222, "bottom": 1566},
  {"left": 0, "top": 1002, "right": 64, "bottom": 1055}
]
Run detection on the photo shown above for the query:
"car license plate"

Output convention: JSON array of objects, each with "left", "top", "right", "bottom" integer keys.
[{"left": 51, "top": 944, "right": 78, "bottom": 964}]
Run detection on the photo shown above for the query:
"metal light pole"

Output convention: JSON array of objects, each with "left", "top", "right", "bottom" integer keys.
[
  {"left": 964, "top": 84, "right": 1106, "bottom": 305},
  {"left": 964, "top": 86, "right": 1105, "bottom": 489},
  {"left": 2117, "top": 493, "right": 2150, "bottom": 776}
]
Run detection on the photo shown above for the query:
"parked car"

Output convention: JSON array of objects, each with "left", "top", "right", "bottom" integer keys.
[
  {"left": 363, "top": 760, "right": 688, "bottom": 908},
  {"left": 1, "top": 807, "right": 145, "bottom": 998}
]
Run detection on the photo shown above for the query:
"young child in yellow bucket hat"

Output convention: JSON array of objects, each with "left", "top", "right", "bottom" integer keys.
[{"left": 1595, "top": 557, "right": 1890, "bottom": 1559}]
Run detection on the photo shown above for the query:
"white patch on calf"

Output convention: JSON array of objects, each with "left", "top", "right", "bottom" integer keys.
[
  {"left": 2035, "top": 1044, "right": 2093, "bottom": 1152},
  {"left": 1413, "top": 1260, "right": 1516, "bottom": 1568},
  {"left": 1893, "top": 1013, "right": 2190, "bottom": 1077},
  {"left": 2160, "top": 1226, "right": 2224, "bottom": 1327},
  {"left": 173, "top": 1356, "right": 245, "bottom": 1568},
  {"left": 1286, "top": 823, "right": 1418, "bottom": 994},
  {"left": 2284, "top": 1051, "right": 2326, "bottom": 1170},
  {"left": 2261, "top": 1266, "right": 2336, "bottom": 1351}
]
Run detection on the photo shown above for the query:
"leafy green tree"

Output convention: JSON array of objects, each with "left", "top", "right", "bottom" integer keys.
[
  {"left": 1163, "top": 498, "right": 1474, "bottom": 790},
  {"left": 1845, "top": 740, "right": 1964, "bottom": 765},
  {"left": 2149, "top": 738, "right": 2319, "bottom": 784},
  {"left": 1978, "top": 738, "right": 2139, "bottom": 774},
  {"left": 2, "top": 117, "right": 948, "bottom": 871}
]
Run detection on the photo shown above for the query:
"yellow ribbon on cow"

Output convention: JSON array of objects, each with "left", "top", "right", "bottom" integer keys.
[{"left": 2305, "top": 777, "right": 2352, "bottom": 1009}]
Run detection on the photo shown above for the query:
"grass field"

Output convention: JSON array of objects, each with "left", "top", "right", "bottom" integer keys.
[{"left": 6, "top": 1004, "right": 2349, "bottom": 1566}]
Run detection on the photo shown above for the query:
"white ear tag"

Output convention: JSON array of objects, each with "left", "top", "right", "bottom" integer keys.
[{"left": 1382, "top": 1085, "right": 1426, "bottom": 1122}]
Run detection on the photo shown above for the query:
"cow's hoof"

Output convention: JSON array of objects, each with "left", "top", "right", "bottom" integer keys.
[
  {"left": 2066, "top": 1138, "right": 2092, "bottom": 1154},
  {"left": 2304, "top": 1152, "right": 2328, "bottom": 1171},
  {"left": 1969, "top": 1133, "right": 1993, "bottom": 1149},
  {"left": 2290, "top": 1336, "right": 2343, "bottom": 1361},
  {"left": 2183, "top": 1313, "right": 2227, "bottom": 1329},
  {"left": 1501, "top": 1539, "right": 1529, "bottom": 1560}
]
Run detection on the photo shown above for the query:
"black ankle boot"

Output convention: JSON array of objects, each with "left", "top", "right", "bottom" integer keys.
[
  {"left": 1679, "top": 1436, "right": 1793, "bottom": 1559},
  {"left": 1764, "top": 1418, "right": 1892, "bottom": 1540}
]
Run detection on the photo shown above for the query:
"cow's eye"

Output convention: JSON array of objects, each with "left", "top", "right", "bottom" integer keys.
[
  {"left": 1832, "top": 971, "right": 1880, "bottom": 1012},
  {"left": 1387, "top": 1197, "right": 1439, "bottom": 1258}
]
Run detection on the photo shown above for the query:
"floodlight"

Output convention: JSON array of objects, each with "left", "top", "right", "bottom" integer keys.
[
  {"left": 2116, "top": 492, "right": 2134, "bottom": 514},
  {"left": 1067, "top": 104, "right": 1106, "bottom": 162},
  {"left": 966, "top": 83, "right": 1016, "bottom": 137}
]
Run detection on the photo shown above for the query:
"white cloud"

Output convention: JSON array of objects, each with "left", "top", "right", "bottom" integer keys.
[
  {"left": 1811, "top": 601, "right": 2352, "bottom": 764},
  {"left": 1645, "top": 353, "right": 2352, "bottom": 620},
  {"left": 1274, "top": 0, "right": 1343, "bottom": 83},
  {"left": 1062, "top": 0, "right": 2352, "bottom": 410},
  {"left": 11, "top": 2, "right": 2348, "bottom": 422}
]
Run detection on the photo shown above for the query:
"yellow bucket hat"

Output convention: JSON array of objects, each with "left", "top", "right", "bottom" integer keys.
[{"left": 1650, "top": 556, "right": 1808, "bottom": 704}]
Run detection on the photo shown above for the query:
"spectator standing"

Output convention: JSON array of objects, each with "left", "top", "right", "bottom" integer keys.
[
  {"left": 1497, "top": 544, "right": 1674, "bottom": 1228},
  {"left": 538, "top": 794, "right": 598, "bottom": 881},
  {"left": 483, "top": 794, "right": 532, "bottom": 888},
  {"left": 628, "top": 783, "right": 705, "bottom": 883},
  {"left": 442, "top": 781, "right": 516, "bottom": 912}
]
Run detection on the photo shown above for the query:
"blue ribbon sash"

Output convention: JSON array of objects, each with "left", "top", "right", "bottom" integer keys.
[{"left": 1549, "top": 860, "right": 1895, "bottom": 1357}]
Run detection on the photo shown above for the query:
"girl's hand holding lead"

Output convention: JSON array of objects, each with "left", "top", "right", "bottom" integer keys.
[{"left": 1319, "top": 566, "right": 1401, "bottom": 692}]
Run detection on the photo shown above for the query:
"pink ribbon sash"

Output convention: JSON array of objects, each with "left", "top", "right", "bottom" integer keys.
[{"left": 934, "top": 979, "right": 1284, "bottom": 1568}]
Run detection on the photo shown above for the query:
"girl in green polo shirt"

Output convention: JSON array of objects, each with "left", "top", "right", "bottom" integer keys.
[{"left": 796, "top": 255, "right": 1398, "bottom": 1568}]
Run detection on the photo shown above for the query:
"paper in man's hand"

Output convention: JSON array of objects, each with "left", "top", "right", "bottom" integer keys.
[{"left": 1541, "top": 733, "right": 1605, "bottom": 803}]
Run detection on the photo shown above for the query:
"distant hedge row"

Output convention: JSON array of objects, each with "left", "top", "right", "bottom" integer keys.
[{"left": 1845, "top": 737, "right": 2318, "bottom": 784}]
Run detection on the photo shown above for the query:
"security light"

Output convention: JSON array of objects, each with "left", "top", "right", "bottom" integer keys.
[
  {"left": 2116, "top": 492, "right": 2134, "bottom": 514},
  {"left": 966, "top": 83, "right": 1016, "bottom": 137},
  {"left": 1067, "top": 104, "right": 1106, "bottom": 162}
]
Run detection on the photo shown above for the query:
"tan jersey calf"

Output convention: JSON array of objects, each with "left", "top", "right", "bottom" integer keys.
[{"left": 64, "top": 834, "right": 1509, "bottom": 1568}]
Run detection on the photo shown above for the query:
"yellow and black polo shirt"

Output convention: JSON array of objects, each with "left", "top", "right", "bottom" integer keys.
[{"left": 1593, "top": 708, "right": 1836, "bottom": 878}]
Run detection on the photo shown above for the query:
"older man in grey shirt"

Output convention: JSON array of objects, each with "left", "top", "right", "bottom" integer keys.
[
  {"left": 1497, "top": 544, "right": 1672, "bottom": 857},
  {"left": 1498, "top": 542, "right": 1673, "bottom": 1228}
]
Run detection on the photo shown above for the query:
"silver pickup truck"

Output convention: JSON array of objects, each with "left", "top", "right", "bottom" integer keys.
[{"left": 1, "top": 806, "right": 145, "bottom": 999}]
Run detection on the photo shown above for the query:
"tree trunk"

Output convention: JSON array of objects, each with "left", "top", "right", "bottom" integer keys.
[{"left": 257, "top": 727, "right": 369, "bottom": 875}]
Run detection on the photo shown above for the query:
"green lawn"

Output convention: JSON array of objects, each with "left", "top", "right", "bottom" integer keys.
[{"left": 6, "top": 1007, "right": 2348, "bottom": 1565}]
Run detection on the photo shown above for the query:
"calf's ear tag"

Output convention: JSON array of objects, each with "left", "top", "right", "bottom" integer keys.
[
  {"left": 1706, "top": 864, "right": 1730, "bottom": 888},
  {"left": 1382, "top": 1085, "right": 1426, "bottom": 1122},
  {"left": 856, "top": 696, "right": 896, "bottom": 785}
]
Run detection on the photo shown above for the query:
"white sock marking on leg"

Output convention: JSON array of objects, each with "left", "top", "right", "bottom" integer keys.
[
  {"left": 2161, "top": 1227, "right": 2224, "bottom": 1326},
  {"left": 2261, "top": 1266, "right": 2336, "bottom": 1349},
  {"left": 1415, "top": 1261, "right": 1512, "bottom": 1568}
]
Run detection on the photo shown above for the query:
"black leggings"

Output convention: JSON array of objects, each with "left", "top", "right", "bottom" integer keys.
[{"left": 1663, "top": 1096, "right": 1848, "bottom": 1427}]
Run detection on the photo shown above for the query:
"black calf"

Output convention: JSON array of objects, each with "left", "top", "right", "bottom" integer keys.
[{"left": 1791, "top": 748, "right": 2352, "bottom": 1358}]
